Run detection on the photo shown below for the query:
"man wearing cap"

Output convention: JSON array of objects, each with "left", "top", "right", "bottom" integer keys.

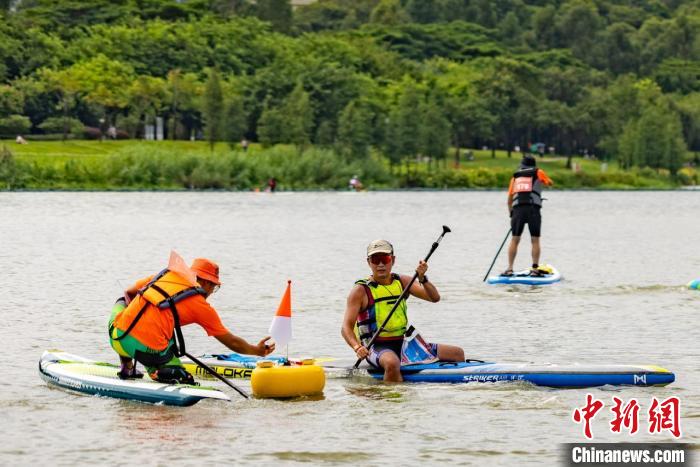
[
  {"left": 108, "top": 258, "right": 275, "bottom": 383},
  {"left": 341, "top": 240, "right": 465, "bottom": 382},
  {"left": 503, "top": 154, "right": 553, "bottom": 277}
]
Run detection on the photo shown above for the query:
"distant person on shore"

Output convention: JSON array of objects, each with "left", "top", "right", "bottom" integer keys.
[
  {"left": 349, "top": 175, "right": 363, "bottom": 191},
  {"left": 266, "top": 177, "right": 277, "bottom": 192},
  {"left": 502, "top": 154, "right": 553, "bottom": 277},
  {"left": 241, "top": 138, "right": 249, "bottom": 152},
  {"left": 108, "top": 257, "right": 275, "bottom": 383}
]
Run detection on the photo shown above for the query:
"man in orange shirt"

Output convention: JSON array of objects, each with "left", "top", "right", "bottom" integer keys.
[
  {"left": 503, "top": 154, "right": 553, "bottom": 277},
  {"left": 108, "top": 258, "right": 275, "bottom": 384}
]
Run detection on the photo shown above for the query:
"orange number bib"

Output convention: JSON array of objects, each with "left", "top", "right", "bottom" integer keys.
[{"left": 513, "top": 176, "right": 533, "bottom": 193}]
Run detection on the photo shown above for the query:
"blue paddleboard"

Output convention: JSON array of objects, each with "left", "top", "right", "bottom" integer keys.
[{"left": 487, "top": 265, "right": 562, "bottom": 285}]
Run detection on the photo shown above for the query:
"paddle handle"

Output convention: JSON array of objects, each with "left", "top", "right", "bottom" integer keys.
[
  {"left": 185, "top": 352, "right": 249, "bottom": 399},
  {"left": 353, "top": 226, "right": 450, "bottom": 369},
  {"left": 483, "top": 228, "right": 512, "bottom": 282}
]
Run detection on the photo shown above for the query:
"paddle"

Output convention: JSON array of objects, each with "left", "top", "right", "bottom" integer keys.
[
  {"left": 353, "top": 225, "right": 451, "bottom": 369},
  {"left": 184, "top": 351, "right": 249, "bottom": 399},
  {"left": 482, "top": 228, "right": 512, "bottom": 282}
]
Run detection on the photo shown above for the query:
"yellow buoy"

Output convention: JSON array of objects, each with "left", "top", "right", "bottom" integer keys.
[{"left": 251, "top": 360, "right": 325, "bottom": 398}]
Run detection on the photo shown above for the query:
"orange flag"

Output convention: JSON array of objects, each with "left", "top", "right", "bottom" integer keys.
[
  {"left": 268, "top": 280, "right": 292, "bottom": 349},
  {"left": 167, "top": 250, "right": 198, "bottom": 286}
]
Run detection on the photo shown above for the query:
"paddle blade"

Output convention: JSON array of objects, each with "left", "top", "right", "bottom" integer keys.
[
  {"left": 269, "top": 280, "right": 292, "bottom": 348},
  {"left": 167, "top": 250, "right": 198, "bottom": 286}
]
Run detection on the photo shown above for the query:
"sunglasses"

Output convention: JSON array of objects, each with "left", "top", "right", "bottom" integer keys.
[{"left": 369, "top": 254, "right": 393, "bottom": 265}]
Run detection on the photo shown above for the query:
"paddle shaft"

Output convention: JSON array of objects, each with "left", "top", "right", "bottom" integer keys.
[
  {"left": 184, "top": 351, "right": 249, "bottom": 399},
  {"left": 482, "top": 228, "right": 512, "bottom": 282},
  {"left": 353, "top": 227, "right": 450, "bottom": 369}
]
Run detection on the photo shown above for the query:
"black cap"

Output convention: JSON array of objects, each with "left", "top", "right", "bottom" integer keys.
[{"left": 521, "top": 154, "right": 536, "bottom": 167}]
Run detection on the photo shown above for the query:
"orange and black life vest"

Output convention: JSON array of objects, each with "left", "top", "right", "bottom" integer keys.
[
  {"left": 112, "top": 269, "right": 206, "bottom": 357},
  {"left": 512, "top": 166, "right": 544, "bottom": 208}
]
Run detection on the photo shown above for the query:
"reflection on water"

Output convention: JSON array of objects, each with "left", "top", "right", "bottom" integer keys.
[
  {"left": 344, "top": 383, "right": 406, "bottom": 402},
  {"left": 1, "top": 191, "right": 698, "bottom": 465}
]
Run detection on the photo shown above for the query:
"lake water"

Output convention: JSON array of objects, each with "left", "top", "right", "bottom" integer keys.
[{"left": 1, "top": 191, "right": 698, "bottom": 466}]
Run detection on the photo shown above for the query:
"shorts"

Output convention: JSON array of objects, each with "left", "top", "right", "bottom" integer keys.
[
  {"left": 511, "top": 205, "right": 542, "bottom": 237},
  {"left": 108, "top": 298, "right": 182, "bottom": 373},
  {"left": 367, "top": 339, "right": 438, "bottom": 368}
]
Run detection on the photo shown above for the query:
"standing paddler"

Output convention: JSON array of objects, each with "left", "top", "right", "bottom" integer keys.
[
  {"left": 341, "top": 239, "right": 464, "bottom": 382},
  {"left": 108, "top": 257, "right": 275, "bottom": 383},
  {"left": 502, "top": 154, "right": 553, "bottom": 277}
]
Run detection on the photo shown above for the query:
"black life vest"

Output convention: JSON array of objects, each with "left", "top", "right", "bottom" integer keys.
[{"left": 512, "top": 166, "right": 543, "bottom": 207}]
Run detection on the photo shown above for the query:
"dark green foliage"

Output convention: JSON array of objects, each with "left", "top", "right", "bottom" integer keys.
[
  {"left": 254, "top": 0, "right": 293, "bottom": 33},
  {"left": 361, "top": 21, "right": 502, "bottom": 61},
  {"left": 281, "top": 81, "right": 314, "bottom": 149},
  {"left": 257, "top": 96, "right": 286, "bottom": 146},
  {"left": 0, "top": 145, "right": 26, "bottom": 189},
  {"left": 619, "top": 102, "right": 686, "bottom": 174},
  {"left": 337, "top": 99, "right": 374, "bottom": 159},
  {"left": 405, "top": 0, "right": 443, "bottom": 24},
  {"left": 0, "top": 114, "right": 31, "bottom": 135},
  {"left": 223, "top": 94, "right": 247, "bottom": 147},
  {"left": 419, "top": 93, "right": 451, "bottom": 159},
  {"left": 370, "top": 0, "right": 410, "bottom": 25},
  {"left": 202, "top": 69, "right": 224, "bottom": 149},
  {"left": 37, "top": 116, "right": 83, "bottom": 134},
  {"left": 12, "top": 0, "right": 134, "bottom": 34},
  {"left": 654, "top": 59, "right": 700, "bottom": 93},
  {"left": 0, "top": 0, "right": 698, "bottom": 187}
]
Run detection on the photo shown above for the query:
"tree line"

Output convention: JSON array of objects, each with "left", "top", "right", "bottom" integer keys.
[{"left": 1, "top": 0, "right": 699, "bottom": 175}]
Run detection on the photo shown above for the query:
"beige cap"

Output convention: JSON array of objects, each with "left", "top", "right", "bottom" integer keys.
[{"left": 367, "top": 239, "right": 394, "bottom": 256}]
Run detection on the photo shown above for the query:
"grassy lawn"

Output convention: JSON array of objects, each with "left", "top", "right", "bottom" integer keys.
[{"left": 3, "top": 140, "right": 211, "bottom": 163}]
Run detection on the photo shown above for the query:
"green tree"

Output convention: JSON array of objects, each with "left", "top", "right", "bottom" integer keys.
[
  {"left": 499, "top": 11, "right": 522, "bottom": 47},
  {"left": 0, "top": 115, "right": 31, "bottom": 135},
  {"left": 0, "top": 85, "right": 25, "bottom": 117},
  {"left": 202, "top": 68, "right": 224, "bottom": 150},
  {"left": 592, "top": 22, "right": 640, "bottom": 75},
  {"left": 676, "top": 92, "right": 700, "bottom": 154},
  {"left": 619, "top": 105, "right": 686, "bottom": 174},
  {"left": 337, "top": 99, "right": 374, "bottom": 159},
  {"left": 12, "top": 0, "right": 134, "bottom": 32},
  {"left": 128, "top": 75, "right": 168, "bottom": 137},
  {"left": 37, "top": 67, "right": 81, "bottom": 140},
  {"left": 555, "top": 0, "right": 603, "bottom": 62},
  {"left": 618, "top": 82, "right": 687, "bottom": 175},
  {"left": 255, "top": 0, "right": 292, "bottom": 33},
  {"left": 419, "top": 94, "right": 451, "bottom": 163},
  {"left": 44, "top": 55, "right": 135, "bottom": 130},
  {"left": 281, "top": 81, "right": 313, "bottom": 150},
  {"left": 473, "top": 58, "right": 541, "bottom": 158},
  {"left": 369, "top": 0, "right": 409, "bottom": 25},
  {"left": 0, "top": 146, "right": 23, "bottom": 189},
  {"left": 531, "top": 5, "right": 558, "bottom": 50},
  {"left": 294, "top": 1, "right": 352, "bottom": 32},
  {"left": 223, "top": 93, "right": 247, "bottom": 148},
  {"left": 384, "top": 81, "right": 423, "bottom": 166},
  {"left": 315, "top": 119, "right": 335, "bottom": 147},
  {"left": 405, "top": 0, "right": 442, "bottom": 24},
  {"left": 257, "top": 96, "right": 285, "bottom": 146},
  {"left": 166, "top": 70, "right": 201, "bottom": 140}
]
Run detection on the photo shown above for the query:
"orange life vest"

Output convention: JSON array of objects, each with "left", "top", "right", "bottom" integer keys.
[{"left": 113, "top": 269, "right": 206, "bottom": 356}]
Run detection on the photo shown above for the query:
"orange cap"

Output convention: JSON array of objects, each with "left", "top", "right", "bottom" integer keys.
[{"left": 190, "top": 258, "right": 221, "bottom": 285}]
